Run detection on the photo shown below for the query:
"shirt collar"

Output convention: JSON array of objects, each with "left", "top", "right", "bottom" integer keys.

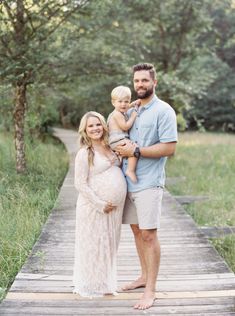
[{"left": 140, "top": 95, "right": 158, "bottom": 112}]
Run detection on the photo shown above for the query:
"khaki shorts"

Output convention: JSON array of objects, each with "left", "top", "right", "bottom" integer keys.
[{"left": 122, "top": 187, "right": 163, "bottom": 229}]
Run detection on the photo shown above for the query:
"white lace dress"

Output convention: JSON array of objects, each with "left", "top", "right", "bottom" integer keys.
[{"left": 73, "top": 147, "right": 127, "bottom": 297}]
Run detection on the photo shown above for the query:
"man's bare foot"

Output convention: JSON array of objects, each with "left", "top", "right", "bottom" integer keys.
[
  {"left": 125, "top": 170, "right": 137, "bottom": 183},
  {"left": 121, "top": 277, "right": 146, "bottom": 291},
  {"left": 134, "top": 290, "right": 156, "bottom": 310}
]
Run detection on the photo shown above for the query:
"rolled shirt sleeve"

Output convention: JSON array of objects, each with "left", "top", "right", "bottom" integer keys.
[{"left": 158, "top": 107, "right": 178, "bottom": 143}]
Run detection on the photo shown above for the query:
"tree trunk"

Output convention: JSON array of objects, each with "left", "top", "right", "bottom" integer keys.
[{"left": 13, "top": 83, "right": 27, "bottom": 173}]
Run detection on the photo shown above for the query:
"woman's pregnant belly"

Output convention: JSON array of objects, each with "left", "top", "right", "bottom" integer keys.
[{"left": 90, "top": 166, "right": 127, "bottom": 205}]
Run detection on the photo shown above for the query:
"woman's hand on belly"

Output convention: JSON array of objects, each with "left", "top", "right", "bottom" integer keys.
[{"left": 104, "top": 201, "right": 117, "bottom": 213}]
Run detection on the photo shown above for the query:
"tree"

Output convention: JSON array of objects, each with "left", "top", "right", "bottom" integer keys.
[
  {"left": 42, "top": 0, "right": 135, "bottom": 125},
  {"left": 1, "top": 0, "right": 233, "bottom": 139},
  {"left": 0, "top": 0, "right": 90, "bottom": 173},
  {"left": 186, "top": 0, "right": 235, "bottom": 131}
]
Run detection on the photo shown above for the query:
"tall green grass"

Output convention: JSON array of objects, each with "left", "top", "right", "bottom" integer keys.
[
  {"left": 212, "top": 236, "right": 235, "bottom": 273},
  {"left": 0, "top": 132, "right": 68, "bottom": 300},
  {"left": 166, "top": 132, "right": 235, "bottom": 272}
]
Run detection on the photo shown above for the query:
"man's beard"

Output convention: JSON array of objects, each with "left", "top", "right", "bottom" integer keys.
[{"left": 136, "top": 86, "right": 154, "bottom": 99}]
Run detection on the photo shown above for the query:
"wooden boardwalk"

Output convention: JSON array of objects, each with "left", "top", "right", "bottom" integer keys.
[{"left": 0, "top": 128, "right": 235, "bottom": 315}]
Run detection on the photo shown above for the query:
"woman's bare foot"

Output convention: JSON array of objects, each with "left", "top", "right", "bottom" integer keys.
[
  {"left": 121, "top": 277, "right": 146, "bottom": 291},
  {"left": 134, "top": 290, "right": 156, "bottom": 310},
  {"left": 125, "top": 170, "right": 137, "bottom": 183}
]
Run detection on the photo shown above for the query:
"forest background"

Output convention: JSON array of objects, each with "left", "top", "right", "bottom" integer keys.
[{"left": 1, "top": 0, "right": 235, "bottom": 150}]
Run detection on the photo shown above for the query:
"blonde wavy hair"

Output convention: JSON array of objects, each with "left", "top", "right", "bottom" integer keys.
[
  {"left": 111, "top": 85, "right": 131, "bottom": 104},
  {"left": 78, "top": 111, "right": 109, "bottom": 166}
]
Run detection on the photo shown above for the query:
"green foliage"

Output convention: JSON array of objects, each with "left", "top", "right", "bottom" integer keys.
[
  {"left": 0, "top": 0, "right": 92, "bottom": 138},
  {"left": 186, "top": 60, "right": 235, "bottom": 131},
  {"left": 0, "top": 0, "right": 234, "bottom": 132},
  {"left": 0, "top": 1, "right": 90, "bottom": 85},
  {"left": 212, "top": 235, "right": 235, "bottom": 273},
  {"left": 184, "top": 0, "right": 235, "bottom": 131},
  {"left": 0, "top": 132, "right": 68, "bottom": 300},
  {"left": 25, "top": 84, "right": 60, "bottom": 136},
  {"left": 49, "top": 0, "right": 235, "bottom": 130},
  {"left": 0, "top": 85, "right": 13, "bottom": 131},
  {"left": 177, "top": 113, "right": 187, "bottom": 132}
]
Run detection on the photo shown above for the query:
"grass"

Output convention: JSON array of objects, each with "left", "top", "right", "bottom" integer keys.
[
  {"left": 212, "top": 235, "right": 235, "bottom": 273},
  {"left": 0, "top": 132, "right": 69, "bottom": 300},
  {"left": 166, "top": 131, "right": 235, "bottom": 272}
]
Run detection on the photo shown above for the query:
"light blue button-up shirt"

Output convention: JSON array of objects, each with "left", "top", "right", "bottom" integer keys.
[{"left": 123, "top": 95, "right": 178, "bottom": 192}]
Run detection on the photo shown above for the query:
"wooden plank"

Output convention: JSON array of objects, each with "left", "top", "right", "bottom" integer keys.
[
  {"left": 11, "top": 275, "right": 235, "bottom": 287},
  {"left": 23, "top": 253, "right": 227, "bottom": 264},
  {"left": 6, "top": 290, "right": 235, "bottom": 300},
  {"left": 9, "top": 282, "right": 235, "bottom": 293},
  {"left": 1, "top": 297, "right": 235, "bottom": 316},
  {"left": 0, "top": 302, "right": 235, "bottom": 316},
  {"left": 2, "top": 296, "right": 235, "bottom": 306},
  {"left": 16, "top": 272, "right": 235, "bottom": 281}
]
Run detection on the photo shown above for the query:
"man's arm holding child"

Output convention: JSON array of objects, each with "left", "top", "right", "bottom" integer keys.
[{"left": 116, "top": 141, "right": 176, "bottom": 158}]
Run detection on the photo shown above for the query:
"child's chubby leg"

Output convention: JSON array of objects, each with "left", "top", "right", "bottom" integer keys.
[
  {"left": 111, "top": 138, "right": 138, "bottom": 182},
  {"left": 126, "top": 156, "right": 138, "bottom": 183}
]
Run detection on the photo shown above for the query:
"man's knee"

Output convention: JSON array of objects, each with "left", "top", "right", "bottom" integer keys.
[{"left": 141, "top": 229, "right": 157, "bottom": 244}]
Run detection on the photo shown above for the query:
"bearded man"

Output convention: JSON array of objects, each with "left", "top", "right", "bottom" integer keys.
[{"left": 116, "top": 63, "right": 178, "bottom": 310}]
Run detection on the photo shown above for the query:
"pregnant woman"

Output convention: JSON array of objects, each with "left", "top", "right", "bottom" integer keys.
[{"left": 73, "top": 111, "right": 127, "bottom": 297}]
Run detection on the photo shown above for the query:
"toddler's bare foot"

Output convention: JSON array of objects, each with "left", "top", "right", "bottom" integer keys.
[
  {"left": 125, "top": 170, "right": 137, "bottom": 183},
  {"left": 134, "top": 290, "right": 156, "bottom": 310},
  {"left": 121, "top": 277, "right": 146, "bottom": 291}
]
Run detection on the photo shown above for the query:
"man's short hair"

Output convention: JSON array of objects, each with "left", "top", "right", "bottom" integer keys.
[{"left": 133, "top": 63, "right": 157, "bottom": 80}]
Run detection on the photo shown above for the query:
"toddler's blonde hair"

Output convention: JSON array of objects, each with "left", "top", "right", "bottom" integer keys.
[{"left": 111, "top": 86, "right": 131, "bottom": 102}]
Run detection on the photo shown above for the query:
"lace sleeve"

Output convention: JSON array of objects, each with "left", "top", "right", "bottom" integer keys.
[{"left": 74, "top": 148, "right": 106, "bottom": 213}]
